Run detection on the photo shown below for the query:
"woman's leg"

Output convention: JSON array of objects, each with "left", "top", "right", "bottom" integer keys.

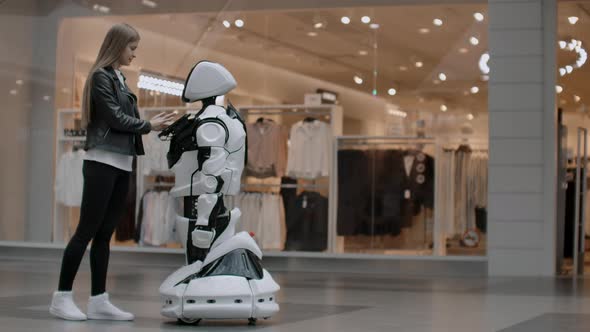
[
  {"left": 57, "top": 161, "right": 118, "bottom": 291},
  {"left": 89, "top": 169, "right": 130, "bottom": 296}
]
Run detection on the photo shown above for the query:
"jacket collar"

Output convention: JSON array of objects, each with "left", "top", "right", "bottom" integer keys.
[{"left": 103, "top": 66, "right": 126, "bottom": 82}]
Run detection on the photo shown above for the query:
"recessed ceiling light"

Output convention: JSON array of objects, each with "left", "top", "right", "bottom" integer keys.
[
  {"left": 16, "top": 79, "right": 23, "bottom": 85},
  {"left": 399, "top": 66, "right": 408, "bottom": 71},
  {"left": 433, "top": 18, "right": 443, "bottom": 26},
  {"left": 474, "top": 12, "right": 484, "bottom": 22},
  {"left": 470, "top": 37, "right": 480, "bottom": 46},
  {"left": 141, "top": 0, "right": 157, "bottom": 8},
  {"left": 467, "top": 113, "right": 474, "bottom": 120},
  {"left": 556, "top": 85, "right": 563, "bottom": 94},
  {"left": 43, "top": 95, "right": 51, "bottom": 101},
  {"left": 369, "top": 23, "right": 380, "bottom": 29},
  {"left": 415, "top": 61, "right": 423, "bottom": 68},
  {"left": 419, "top": 28, "right": 430, "bottom": 34},
  {"left": 359, "top": 50, "right": 369, "bottom": 56},
  {"left": 388, "top": 88, "right": 397, "bottom": 96},
  {"left": 438, "top": 73, "right": 447, "bottom": 81},
  {"left": 568, "top": 16, "right": 579, "bottom": 25},
  {"left": 9, "top": 89, "right": 17, "bottom": 95},
  {"left": 459, "top": 48, "right": 469, "bottom": 54},
  {"left": 575, "top": 95, "right": 581, "bottom": 103},
  {"left": 234, "top": 19, "right": 244, "bottom": 28},
  {"left": 222, "top": 20, "right": 231, "bottom": 28},
  {"left": 361, "top": 16, "right": 371, "bottom": 24},
  {"left": 354, "top": 75, "right": 363, "bottom": 84},
  {"left": 566, "top": 65, "right": 573, "bottom": 74},
  {"left": 470, "top": 86, "right": 479, "bottom": 94},
  {"left": 341, "top": 16, "right": 351, "bottom": 24},
  {"left": 314, "top": 22, "right": 324, "bottom": 29},
  {"left": 307, "top": 31, "right": 318, "bottom": 37},
  {"left": 559, "top": 41, "right": 567, "bottom": 49},
  {"left": 440, "top": 104, "right": 448, "bottom": 112},
  {"left": 559, "top": 68, "right": 566, "bottom": 76}
]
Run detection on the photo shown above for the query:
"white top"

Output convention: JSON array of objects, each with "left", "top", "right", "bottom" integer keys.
[
  {"left": 55, "top": 150, "right": 86, "bottom": 207},
  {"left": 286, "top": 120, "right": 331, "bottom": 179},
  {"left": 84, "top": 69, "right": 134, "bottom": 172}
]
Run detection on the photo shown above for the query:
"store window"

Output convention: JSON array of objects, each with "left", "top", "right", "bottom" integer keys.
[{"left": 1, "top": 1, "right": 488, "bottom": 257}]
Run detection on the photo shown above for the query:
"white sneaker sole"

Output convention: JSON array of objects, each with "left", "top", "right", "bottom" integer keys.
[
  {"left": 49, "top": 306, "right": 87, "bottom": 321},
  {"left": 87, "top": 313, "right": 134, "bottom": 321}
]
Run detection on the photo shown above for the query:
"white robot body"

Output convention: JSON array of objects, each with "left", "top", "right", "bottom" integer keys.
[{"left": 158, "top": 61, "right": 279, "bottom": 325}]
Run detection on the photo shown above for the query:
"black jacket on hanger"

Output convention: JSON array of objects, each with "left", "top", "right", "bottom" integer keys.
[
  {"left": 285, "top": 191, "right": 328, "bottom": 251},
  {"left": 337, "top": 149, "right": 371, "bottom": 236}
]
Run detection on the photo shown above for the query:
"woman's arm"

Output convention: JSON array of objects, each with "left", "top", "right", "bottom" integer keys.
[{"left": 91, "top": 70, "right": 151, "bottom": 134}]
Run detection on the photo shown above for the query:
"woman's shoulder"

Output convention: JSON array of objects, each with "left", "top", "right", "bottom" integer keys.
[{"left": 92, "top": 67, "right": 115, "bottom": 81}]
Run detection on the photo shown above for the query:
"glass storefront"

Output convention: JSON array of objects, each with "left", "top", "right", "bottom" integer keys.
[{"left": 0, "top": 1, "right": 489, "bottom": 257}]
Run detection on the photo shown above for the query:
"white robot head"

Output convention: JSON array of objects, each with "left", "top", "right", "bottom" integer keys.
[{"left": 182, "top": 61, "right": 237, "bottom": 103}]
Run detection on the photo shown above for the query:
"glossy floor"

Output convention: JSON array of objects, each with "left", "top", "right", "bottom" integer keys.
[{"left": 1, "top": 258, "right": 589, "bottom": 331}]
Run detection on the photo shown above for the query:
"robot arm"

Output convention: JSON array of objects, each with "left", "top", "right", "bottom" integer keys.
[{"left": 191, "top": 119, "right": 229, "bottom": 249}]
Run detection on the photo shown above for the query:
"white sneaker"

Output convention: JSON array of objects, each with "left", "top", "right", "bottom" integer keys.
[
  {"left": 87, "top": 293, "right": 134, "bottom": 321},
  {"left": 49, "top": 291, "right": 87, "bottom": 321}
]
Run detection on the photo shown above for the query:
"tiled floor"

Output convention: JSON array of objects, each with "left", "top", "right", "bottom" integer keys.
[{"left": 1, "top": 258, "right": 590, "bottom": 331}]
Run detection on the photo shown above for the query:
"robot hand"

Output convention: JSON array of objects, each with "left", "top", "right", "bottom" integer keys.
[{"left": 192, "top": 226, "right": 215, "bottom": 249}]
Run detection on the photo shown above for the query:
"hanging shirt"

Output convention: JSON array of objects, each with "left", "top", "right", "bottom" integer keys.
[
  {"left": 142, "top": 131, "right": 170, "bottom": 174},
  {"left": 286, "top": 120, "right": 331, "bottom": 179},
  {"left": 55, "top": 150, "right": 86, "bottom": 207},
  {"left": 246, "top": 120, "right": 288, "bottom": 178}
]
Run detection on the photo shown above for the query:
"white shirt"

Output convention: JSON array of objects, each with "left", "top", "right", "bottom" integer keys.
[
  {"left": 286, "top": 120, "right": 331, "bottom": 179},
  {"left": 84, "top": 69, "right": 134, "bottom": 172}
]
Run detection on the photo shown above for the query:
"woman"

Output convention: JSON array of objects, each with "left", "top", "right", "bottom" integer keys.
[{"left": 49, "top": 23, "right": 175, "bottom": 321}]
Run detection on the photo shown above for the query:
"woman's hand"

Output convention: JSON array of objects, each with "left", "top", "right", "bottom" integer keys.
[{"left": 150, "top": 112, "right": 177, "bottom": 131}]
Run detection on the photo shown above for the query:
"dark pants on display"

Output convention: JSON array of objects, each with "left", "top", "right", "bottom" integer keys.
[{"left": 58, "top": 160, "right": 130, "bottom": 296}]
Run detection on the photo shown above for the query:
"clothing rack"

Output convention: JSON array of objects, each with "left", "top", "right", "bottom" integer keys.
[{"left": 241, "top": 183, "right": 329, "bottom": 190}]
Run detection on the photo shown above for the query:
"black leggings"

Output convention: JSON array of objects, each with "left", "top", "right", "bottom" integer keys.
[{"left": 58, "top": 160, "right": 130, "bottom": 296}]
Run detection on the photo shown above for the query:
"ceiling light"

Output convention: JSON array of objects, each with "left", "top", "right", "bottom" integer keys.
[
  {"left": 16, "top": 79, "right": 23, "bottom": 85},
  {"left": 575, "top": 95, "right": 581, "bottom": 103},
  {"left": 92, "top": 4, "right": 110, "bottom": 13},
  {"left": 359, "top": 50, "right": 369, "bottom": 56},
  {"left": 9, "top": 89, "right": 17, "bottom": 95},
  {"left": 341, "top": 16, "right": 351, "bottom": 24},
  {"left": 138, "top": 74, "right": 185, "bottom": 96},
  {"left": 479, "top": 52, "right": 490, "bottom": 74},
  {"left": 559, "top": 68, "right": 567, "bottom": 76},
  {"left": 222, "top": 20, "right": 231, "bottom": 28},
  {"left": 559, "top": 41, "right": 567, "bottom": 49},
  {"left": 438, "top": 73, "right": 447, "bottom": 81},
  {"left": 556, "top": 85, "right": 563, "bottom": 94},
  {"left": 361, "top": 16, "right": 371, "bottom": 24},
  {"left": 474, "top": 13, "right": 484, "bottom": 22},
  {"left": 467, "top": 113, "right": 474, "bottom": 120},
  {"left": 566, "top": 65, "right": 573, "bottom": 74},
  {"left": 314, "top": 22, "right": 324, "bottom": 29},
  {"left": 234, "top": 19, "right": 244, "bottom": 28},
  {"left": 433, "top": 18, "right": 443, "bottom": 26},
  {"left": 369, "top": 23, "right": 380, "bottom": 29},
  {"left": 415, "top": 61, "right": 423, "bottom": 68},
  {"left": 470, "top": 37, "right": 480, "bottom": 46},
  {"left": 43, "top": 95, "right": 50, "bottom": 101},
  {"left": 459, "top": 48, "right": 469, "bottom": 54},
  {"left": 470, "top": 86, "right": 479, "bottom": 94},
  {"left": 440, "top": 105, "right": 448, "bottom": 112},
  {"left": 419, "top": 28, "right": 430, "bottom": 34},
  {"left": 399, "top": 66, "right": 408, "bottom": 71},
  {"left": 568, "top": 16, "right": 579, "bottom": 25},
  {"left": 353, "top": 75, "right": 363, "bottom": 84},
  {"left": 141, "top": 0, "right": 157, "bottom": 8},
  {"left": 307, "top": 31, "right": 318, "bottom": 37},
  {"left": 388, "top": 88, "right": 397, "bottom": 96},
  {"left": 388, "top": 109, "right": 407, "bottom": 118}
]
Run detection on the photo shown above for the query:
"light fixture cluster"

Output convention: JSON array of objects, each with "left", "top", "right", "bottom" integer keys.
[
  {"left": 558, "top": 39, "right": 587, "bottom": 77},
  {"left": 138, "top": 74, "right": 184, "bottom": 96},
  {"left": 340, "top": 15, "right": 379, "bottom": 29},
  {"left": 388, "top": 109, "right": 407, "bottom": 118},
  {"left": 222, "top": 19, "right": 245, "bottom": 28}
]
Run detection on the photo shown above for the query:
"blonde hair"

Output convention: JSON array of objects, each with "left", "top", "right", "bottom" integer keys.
[{"left": 81, "top": 23, "right": 140, "bottom": 127}]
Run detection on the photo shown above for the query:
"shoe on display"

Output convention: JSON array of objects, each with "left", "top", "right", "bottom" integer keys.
[
  {"left": 87, "top": 293, "right": 134, "bottom": 321},
  {"left": 49, "top": 291, "right": 87, "bottom": 321}
]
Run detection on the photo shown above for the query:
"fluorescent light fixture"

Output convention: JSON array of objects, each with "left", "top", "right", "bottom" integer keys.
[
  {"left": 138, "top": 74, "right": 184, "bottom": 96},
  {"left": 142, "top": 0, "right": 157, "bottom": 8},
  {"left": 479, "top": 52, "right": 490, "bottom": 74}
]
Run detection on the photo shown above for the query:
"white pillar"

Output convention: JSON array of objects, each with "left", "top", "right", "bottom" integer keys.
[{"left": 487, "top": 0, "right": 557, "bottom": 276}]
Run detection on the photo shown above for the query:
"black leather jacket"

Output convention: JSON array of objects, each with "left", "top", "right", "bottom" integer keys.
[{"left": 84, "top": 66, "right": 151, "bottom": 155}]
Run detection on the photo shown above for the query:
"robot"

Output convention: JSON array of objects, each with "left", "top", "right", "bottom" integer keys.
[{"left": 157, "top": 61, "right": 280, "bottom": 325}]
